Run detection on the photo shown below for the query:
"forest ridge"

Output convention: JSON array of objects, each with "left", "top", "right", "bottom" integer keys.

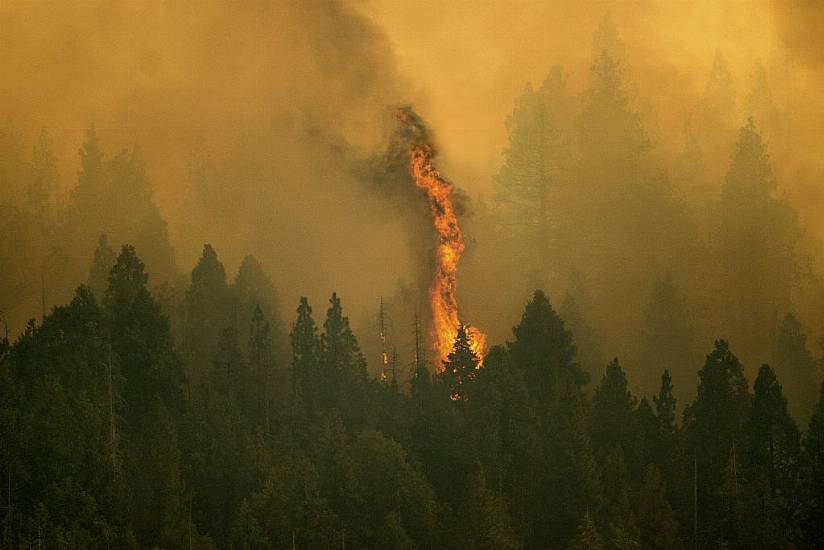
[{"left": 2, "top": 5, "right": 824, "bottom": 550}]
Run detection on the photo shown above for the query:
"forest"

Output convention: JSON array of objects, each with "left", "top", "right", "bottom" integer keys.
[{"left": 2, "top": 1, "right": 824, "bottom": 549}]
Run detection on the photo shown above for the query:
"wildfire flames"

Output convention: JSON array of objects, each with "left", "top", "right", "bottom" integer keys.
[{"left": 407, "top": 139, "right": 487, "bottom": 368}]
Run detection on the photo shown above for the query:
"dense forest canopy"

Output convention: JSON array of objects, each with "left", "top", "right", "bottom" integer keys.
[{"left": 2, "top": 1, "right": 824, "bottom": 548}]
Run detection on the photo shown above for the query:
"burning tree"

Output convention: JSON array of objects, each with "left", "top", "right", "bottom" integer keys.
[
  {"left": 441, "top": 324, "right": 480, "bottom": 401},
  {"left": 396, "top": 107, "right": 487, "bottom": 368}
]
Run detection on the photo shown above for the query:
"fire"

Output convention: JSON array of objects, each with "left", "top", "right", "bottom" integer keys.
[{"left": 408, "top": 143, "right": 487, "bottom": 368}]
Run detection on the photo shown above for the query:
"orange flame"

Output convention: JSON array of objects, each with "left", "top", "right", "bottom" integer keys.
[{"left": 408, "top": 144, "right": 487, "bottom": 369}]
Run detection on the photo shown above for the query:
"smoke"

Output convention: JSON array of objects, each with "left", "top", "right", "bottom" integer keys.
[
  {"left": 2, "top": 0, "right": 824, "bottom": 389},
  {"left": 0, "top": 0, "right": 427, "bottom": 330}
]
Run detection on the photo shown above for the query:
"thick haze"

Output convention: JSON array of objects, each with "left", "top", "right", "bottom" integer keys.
[{"left": 2, "top": 1, "right": 824, "bottom": 397}]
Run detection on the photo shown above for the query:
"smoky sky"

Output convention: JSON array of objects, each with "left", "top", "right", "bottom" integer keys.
[{"left": 2, "top": 0, "right": 824, "bottom": 373}]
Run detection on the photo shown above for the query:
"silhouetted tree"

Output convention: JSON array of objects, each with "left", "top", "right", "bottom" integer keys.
[
  {"left": 739, "top": 364, "right": 799, "bottom": 548},
  {"left": 798, "top": 381, "right": 824, "bottom": 547},
  {"left": 717, "top": 119, "right": 800, "bottom": 365},
  {"left": 772, "top": 312, "right": 819, "bottom": 425},
  {"left": 636, "top": 465, "right": 683, "bottom": 550},
  {"left": 441, "top": 324, "right": 480, "bottom": 401},
  {"left": 683, "top": 340, "right": 751, "bottom": 547},
  {"left": 87, "top": 234, "right": 116, "bottom": 299}
]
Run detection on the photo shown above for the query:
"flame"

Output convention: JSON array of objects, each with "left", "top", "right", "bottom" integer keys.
[{"left": 408, "top": 143, "right": 487, "bottom": 368}]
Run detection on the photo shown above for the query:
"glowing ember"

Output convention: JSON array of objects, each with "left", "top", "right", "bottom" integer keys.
[{"left": 407, "top": 142, "right": 487, "bottom": 368}]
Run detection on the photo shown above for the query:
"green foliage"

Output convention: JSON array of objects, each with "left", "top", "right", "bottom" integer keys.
[
  {"left": 3, "top": 244, "right": 824, "bottom": 550},
  {"left": 592, "top": 358, "right": 637, "bottom": 459},
  {"left": 683, "top": 340, "right": 751, "bottom": 547},
  {"left": 798, "top": 381, "right": 824, "bottom": 546},
  {"left": 772, "top": 312, "right": 819, "bottom": 426},
  {"left": 738, "top": 364, "right": 799, "bottom": 548},
  {"left": 567, "top": 512, "right": 606, "bottom": 550},
  {"left": 636, "top": 466, "right": 683, "bottom": 550}
]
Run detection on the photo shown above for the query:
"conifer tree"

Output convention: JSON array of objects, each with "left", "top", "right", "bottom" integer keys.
[
  {"left": 508, "top": 291, "right": 600, "bottom": 546},
  {"left": 636, "top": 465, "right": 683, "bottom": 550},
  {"left": 683, "top": 49, "right": 737, "bottom": 191},
  {"left": 591, "top": 358, "right": 637, "bottom": 460},
  {"left": 290, "top": 296, "right": 320, "bottom": 412},
  {"left": 496, "top": 66, "right": 570, "bottom": 275},
  {"left": 321, "top": 292, "right": 368, "bottom": 426},
  {"left": 637, "top": 274, "right": 695, "bottom": 400},
  {"left": 654, "top": 370, "right": 677, "bottom": 435},
  {"left": 212, "top": 325, "right": 246, "bottom": 398},
  {"left": 718, "top": 119, "right": 800, "bottom": 364},
  {"left": 27, "top": 128, "right": 61, "bottom": 227},
  {"left": 747, "top": 60, "right": 779, "bottom": 136},
  {"left": 104, "top": 245, "right": 184, "bottom": 424},
  {"left": 441, "top": 324, "right": 480, "bottom": 401},
  {"left": 182, "top": 244, "right": 231, "bottom": 388},
  {"left": 233, "top": 255, "right": 285, "bottom": 350},
  {"left": 772, "top": 312, "right": 819, "bottom": 425},
  {"left": 74, "top": 125, "right": 104, "bottom": 205},
  {"left": 743, "top": 365, "right": 800, "bottom": 495},
  {"left": 567, "top": 512, "right": 606, "bottom": 550},
  {"left": 87, "top": 234, "right": 116, "bottom": 299},
  {"left": 131, "top": 398, "right": 187, "bottom": 548},
  {"left": 598, "top": 447, "right": 639, "bottom": 545},
  {"left": 652, "top": 370, "right": 679, "bottom": 478},
  {"left": 683, "top": 340, "right": 751, "bottom": 547},
  {"left": 508, "top": 290, "right": 584, "bottom": 396},
  {"left": 559, "top": 291, "right": 603, "bottom": 385},
  {"left": 738, "top": 364, "right": 799, "bottom": 547},
  {"left": 457, "top": 463, "right": 522, "bottom": 550},
  {"left": 798, "top": 381, "right": 824, "bottom": 546},
  {"left": 249, "top": 304, "right": 273, "bottom": 427}
]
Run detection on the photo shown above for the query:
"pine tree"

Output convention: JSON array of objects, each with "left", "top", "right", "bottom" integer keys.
[
  {"left": 248, "top": 304, "right": 273, "bottom": 428},
  {"left": 683, "top": 340, "right": 751, "bottom": 547},
  {"left": 718, "top": 119, "right": 800, "bottom": 365},
  {"left": 496, "top": 66, "right": 570, "bottom": 275},
  {"left": 104, "top": 245, "right": 184, "bottom": 424},
  {"left": 74, "top": 125, "right": 104, "bottom": 203},
  {"left": 652, "top": 370, "right": 679, "bottom": 477},
  {"left": 772, "top": 312, "right": 819, "bottom": 426},
  {"left": 508, "top": 291, "right": 599, "bottom": 546},
  {"left": 290, "top": 297, "right": 320, "bottom": 413},
  {"left": 508, "top": 290, "right": 584, "bottom": 397},
  {"left": 131, "top": 398, "right": 186, "bottom": 548},
  {"left": 738, "top": 364, "right": 799, "bottom": 547},
  {"left": 567, "top": 512, "right": 606, "bottom": 550},
  {"left": 321, "top": 292, "right": 369, "bottom": 426},
  {"left": 686, "top": 49, "right": 737, "bottom": 185},
  {"left": 27, "top": 128, "right": 61, "bottom": 227},
  {"left": 747, "top": 60, "right": 779, "bottom": 136},
  {"left": 181, "top": 244, "right": 231, "bottom": 388},
  {"left": 654, "top": 370, "right": 677, "bottom": 435},
  {"left": 637, "top": 274, "right": 695, "bottom": 400},
  {"left": 559, "top": 291, "right": 603, "bottom": 385},
  {"left": 565, "top": 36, "right": 693, "bottom": 359},
  {"left": 743, "top": 365, "right": 800, "bottom": 495},
  {"left": 233, "top": 254, "right": 286, "bottom": 358},
  {"left": 798, "top": 381, "right": 824, "bottom": 546},
  {"left": 636, "top": 465, "right": 683, "bottom": 550},
  {"left": 212, "top": 325, "right": 246, "bottom": 399},
  {"left": 441, "top": 324, "right": 480, "bottom": 401},
  {"left": 598, "top": 447, "right": 639, "bottom": 545},
  {"left": 457, "top": 463, "right": 522, "bottom": 550},
  {"left": 87, "top": 234, "right": 116, "bottom": 299},
  {"left": 591, "top": 358, "right": 637, "bottom": 470}
]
